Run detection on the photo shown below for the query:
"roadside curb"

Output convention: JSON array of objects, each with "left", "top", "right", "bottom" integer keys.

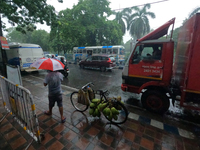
[{"left": 26, "top": 75, "right": 199, "bottom": 140}]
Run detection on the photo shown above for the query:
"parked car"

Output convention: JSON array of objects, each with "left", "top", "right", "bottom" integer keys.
[{"left": 79, "top": 54, "right": 116, "bottom": 72}]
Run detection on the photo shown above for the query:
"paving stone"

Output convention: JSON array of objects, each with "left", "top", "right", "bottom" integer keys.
[{"left": 0, "top": 76, "right": 200, "bottom": 150}]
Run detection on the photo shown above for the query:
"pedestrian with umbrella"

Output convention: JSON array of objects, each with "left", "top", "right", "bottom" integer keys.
[{"left": 30, "top": 58, "right": 66, "bottom": 123}]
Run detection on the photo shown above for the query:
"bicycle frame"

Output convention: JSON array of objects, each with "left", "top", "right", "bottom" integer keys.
[{"left": 70, "top": 82, "right": 128, "bottom": 124}]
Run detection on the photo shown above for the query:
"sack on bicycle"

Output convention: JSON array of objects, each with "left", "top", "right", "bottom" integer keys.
[
  {"left": 78, "top": 90, "right": 89, "bottom": 105},
  {"left": 88, "top": 87, "right": 95, "bottom": 100}
]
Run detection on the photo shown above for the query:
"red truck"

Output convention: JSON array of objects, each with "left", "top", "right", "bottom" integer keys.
[{"left": 121, "top": 13, "right": 200, "bottom": 114}]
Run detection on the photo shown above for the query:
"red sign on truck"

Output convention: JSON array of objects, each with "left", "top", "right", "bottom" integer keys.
[{"left": 0, "top": 36, "right": 9, "bottom": 49}]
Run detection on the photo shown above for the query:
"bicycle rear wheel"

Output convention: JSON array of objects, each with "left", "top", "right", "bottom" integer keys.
[
  {"left": 70, "top": 91, "right": 88, "bottom": 112},
  {"left": 104, "top": 101, "right": 128, "bottom": 124}
]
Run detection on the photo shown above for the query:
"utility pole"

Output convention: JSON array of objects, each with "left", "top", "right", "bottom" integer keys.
[{"left": 0, "top": 14, "right": 2, "bottom": 36}]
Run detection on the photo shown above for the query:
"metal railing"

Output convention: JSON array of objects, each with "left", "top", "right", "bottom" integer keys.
[{"left": 0, "top": 75, "right": 43, "bottom": 149}]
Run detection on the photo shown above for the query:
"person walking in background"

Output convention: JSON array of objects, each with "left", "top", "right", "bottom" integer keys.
[
  {"left": 55, "top": 54, "right": 58, "bottom": 60},
  {"left": 60, "top": 57, "right": 66, "bottom": 65},
  {"left": 51, "top": 55, "right": 55, "bottom": 59},
  {"left": 43, "top": 70, "right": 66, "bottom": 123}
]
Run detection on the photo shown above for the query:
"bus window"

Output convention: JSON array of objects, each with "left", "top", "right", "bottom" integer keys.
[
  {"left": 120, "top": 48, "right": 125, "bottom": 55},
  {"left": 83, "top": 49, "right": 86, "bottom": 53},
  {"left": 113, "top": 49, "right": 118, "bottom": 54},
  {"left": 107, "top": 49, "right": 112, "bottom": 54},
  {"left": 93, "top": 49, "right": 97, "bottom": 54},
  {"left": 78, "top": 50, "right": 82, "bottom": 53},
  {"left": 73, "top": 50, "right": 77, "bottom": 53},
  {"left": 102, "top": 49, "right": 106, "bottom": 54},
  {"left": 98, "top": 49, "right": 101, "bottom": 53}
]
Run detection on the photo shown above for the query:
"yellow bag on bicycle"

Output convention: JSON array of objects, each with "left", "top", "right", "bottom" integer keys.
[{"left": 78, "top": 90, "right": 89, "bottom": 105}]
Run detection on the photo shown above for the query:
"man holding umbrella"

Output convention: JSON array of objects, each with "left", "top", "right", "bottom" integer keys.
[{"left": 30, "top": 58, "right": 66, "bottom": 123}]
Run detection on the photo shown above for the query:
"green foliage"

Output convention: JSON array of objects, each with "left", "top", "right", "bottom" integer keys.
[
  {"left": 50, "top": 0, "right": 123, "bottom": 54},
  {"left": 124, "top": 39, "right": 131, "bottom": 52},
  {"left": 127, "top": 4, "right": 155, "bottom": 39},
  {"left": 172, "top": 27, "right": 180, "bottom": 49},
  {"left": 0, "top": 0, "right": 63, "bottom": 36},
  {"left": 112, "top": 4, "right": 155, "bottom": 41},
  {"left": 113, "top": 8, "right": 130, "bottom": 35},
  {"left": 188, "top": 7, "right": 200, "bottom": 18},
  {"left": 6, "top": 27, "right": 50, "bottom": 51}
]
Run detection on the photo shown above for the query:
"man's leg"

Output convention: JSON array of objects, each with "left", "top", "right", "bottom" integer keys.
[
  {"left": 57, "top": 95, "right": 65, "bottom": 122},
  {"left": 45, "top": 96, "right": 55, "bottom": 115},
  {"left": 59, "top": 106, "right": 65, "bottom": 120},
  {"left": 48, "top": 106, "right": 53, "bottom": 115}
]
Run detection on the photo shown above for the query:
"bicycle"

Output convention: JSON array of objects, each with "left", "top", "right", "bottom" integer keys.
[{"left": 70, "top": 82, "right": 128, "bottom": 124}]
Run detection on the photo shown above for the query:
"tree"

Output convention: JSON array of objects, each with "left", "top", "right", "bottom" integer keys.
[
  {"left": 113, "top": 8, "right": 131, "bottom": 35},
  {"left": 6, "top": 27, "right": 50, "bottom": 51},
  {"left": 50, "top": 0, "right": 123, "bottom": 54},
  {"left": 127, "top": 4, "right": 155, "bottom": 39},
  {"left": 6, "top": 27, "right": 27, "bottom": 43},
  {"left": 0, "top": 0, "right": 63, "bottom": 36},
  {"left": 30, "top": 30, "right": 50, "bottom": 51},
  {"left": 189, "top": 7, "right": 200, "bottom": 18}
]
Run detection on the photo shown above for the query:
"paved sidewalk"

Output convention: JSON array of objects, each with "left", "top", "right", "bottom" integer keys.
[{"left": 0, "top": 75, "right": 200, "bottom": 150}]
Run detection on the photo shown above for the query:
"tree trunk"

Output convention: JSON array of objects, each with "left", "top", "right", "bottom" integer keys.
[
  {"left": 0, "top": 14, "right": 3, "bottom": 36},
  {"left": 0, "top": 14, "right": 7, "bottom": 77}
]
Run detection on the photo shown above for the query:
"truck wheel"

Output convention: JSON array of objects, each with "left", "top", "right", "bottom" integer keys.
[{"left": 141, "top": 90, "right": 170, "bottom": 114}]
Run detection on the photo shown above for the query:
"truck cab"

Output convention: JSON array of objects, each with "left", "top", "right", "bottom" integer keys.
[
  {"left": 121, "top": 18, "right": 175, "bottom": 113},
  {"left": 122, "top": 14, "right": 200, "bottom": 113},
  {"left": 122, "top": 39, "right": 174, "bottom": 94}
]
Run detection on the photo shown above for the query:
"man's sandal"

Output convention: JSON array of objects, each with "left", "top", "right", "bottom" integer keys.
[{"left": 61, "top": 117, "right": 66, "bottom": 123}]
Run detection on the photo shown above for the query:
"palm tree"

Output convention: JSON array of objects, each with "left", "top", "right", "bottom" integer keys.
[
  {"left": 189, "top": 6, "right": 200, "bottom": 18},
  {"left": 113, "top": 8, "right": 131, "bottom": 35},
  {"left": 127, "top": 4, "right": 155, "bottom": 39}
]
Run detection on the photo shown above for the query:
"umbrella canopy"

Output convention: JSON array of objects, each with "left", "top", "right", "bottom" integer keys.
[{"left": 30, "top": 58, "right": 65, "bottom": 71}]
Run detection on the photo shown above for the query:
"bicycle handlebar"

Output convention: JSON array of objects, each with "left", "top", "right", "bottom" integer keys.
[
  {"left": 81, "top": 82, "right": 109, "bottom": 96},
  {"left": 81, "top": 82, "right": 94, "bottom": 90}
]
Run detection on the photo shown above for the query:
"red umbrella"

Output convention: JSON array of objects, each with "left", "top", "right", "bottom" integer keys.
[{"left": 30, "top": 58, "right": 65, "bottom": 71}]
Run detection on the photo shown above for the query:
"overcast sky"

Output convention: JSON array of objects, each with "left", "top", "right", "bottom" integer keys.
[
  {"left": 3, "top": 0, "right": 200, "bottom": 43},
  {"left": 45, "top": 0, "right": 200, "bottom": 43}
]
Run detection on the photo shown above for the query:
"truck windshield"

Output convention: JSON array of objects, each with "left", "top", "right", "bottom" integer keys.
[{"left": 132, "top": 44, "right": 163, "bottom": 64}]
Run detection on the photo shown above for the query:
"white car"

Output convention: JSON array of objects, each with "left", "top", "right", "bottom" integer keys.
[{"left": 44, "top": 54, "right": 55, "bottom": 58}]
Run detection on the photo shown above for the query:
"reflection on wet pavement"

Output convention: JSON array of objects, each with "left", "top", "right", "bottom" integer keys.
[{"left": 1, "top": 65, "right": 198, "bottom": 149}]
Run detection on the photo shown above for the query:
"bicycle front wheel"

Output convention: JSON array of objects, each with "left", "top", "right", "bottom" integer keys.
[
  {"left": 70, "top": 92, "right": 88, "bottom": 112},
  {"left": 104, "top": 101, "right": 128, "bottom": 124}
]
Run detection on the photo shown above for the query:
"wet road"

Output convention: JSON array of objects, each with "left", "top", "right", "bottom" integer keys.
[
  {"left": 28, "top": 64, "right": 135, "bottom": 101},
  {"left": 22, "top": 64, "right": 200, "bottom": 127}
]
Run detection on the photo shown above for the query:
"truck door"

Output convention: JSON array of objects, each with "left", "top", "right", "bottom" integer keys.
[{"left": 128, "top": 43, "right": 164, "bottom": 87}]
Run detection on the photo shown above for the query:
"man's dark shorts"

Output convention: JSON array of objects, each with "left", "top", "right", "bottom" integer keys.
[{"left": 48, "top": 94, "right": 63, "bottom": 107}]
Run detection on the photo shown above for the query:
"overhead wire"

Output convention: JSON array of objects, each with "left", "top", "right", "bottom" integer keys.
[{"left": 111, "top": 0, "right": 169, "bottom": 11}]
